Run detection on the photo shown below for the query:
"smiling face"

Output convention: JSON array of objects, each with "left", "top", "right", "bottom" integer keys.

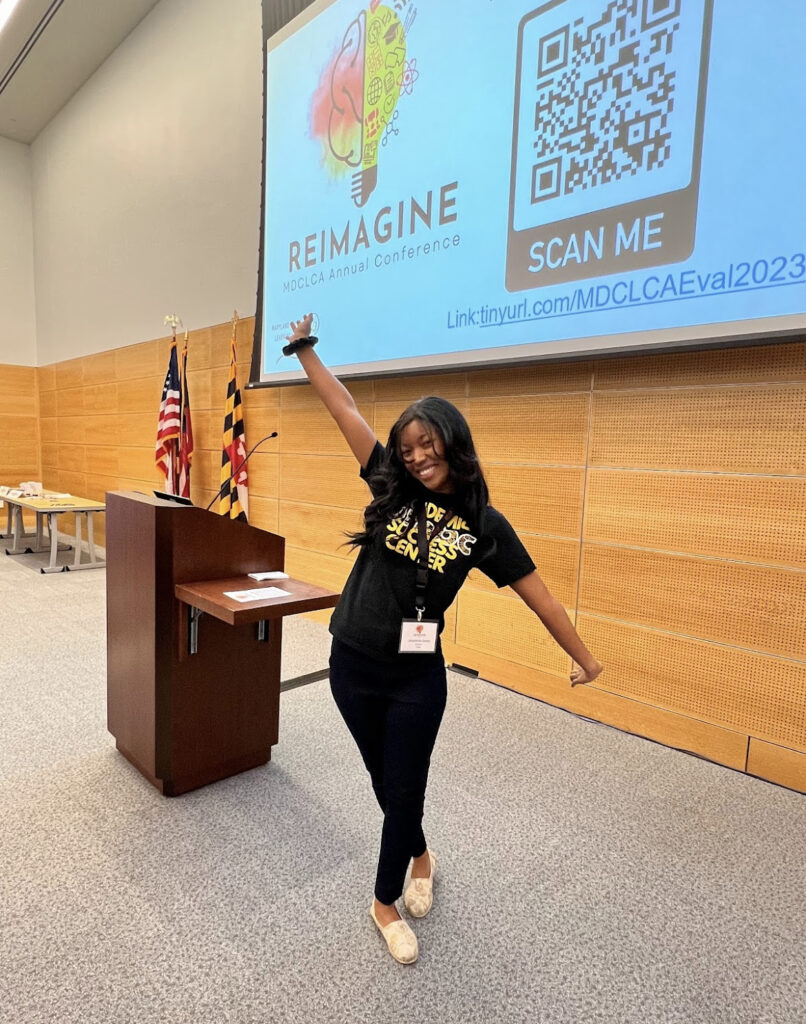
[{"left": 398, "top": 418, "right": 453, "bottom": 494}]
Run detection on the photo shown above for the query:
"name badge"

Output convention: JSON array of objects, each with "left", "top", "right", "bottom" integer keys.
[{"left": 399, "top": 618, "right": 439, "bottom": 654}]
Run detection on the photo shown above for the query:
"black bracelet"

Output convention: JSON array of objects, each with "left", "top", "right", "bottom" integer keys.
[{"left": 282, "top": 335, "right": 318, "bottom": 357}]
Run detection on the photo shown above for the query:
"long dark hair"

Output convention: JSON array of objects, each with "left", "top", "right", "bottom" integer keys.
[{"left": 347, "top": 396, "right": 490, "bottom": 548}]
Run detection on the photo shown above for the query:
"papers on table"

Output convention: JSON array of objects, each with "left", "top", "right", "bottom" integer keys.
[
  {"left": 247, "top": 571, "right": 290, "bottom": 581},
  {"left": 223, "top": 586, "right": 292, "bottom": 603}
]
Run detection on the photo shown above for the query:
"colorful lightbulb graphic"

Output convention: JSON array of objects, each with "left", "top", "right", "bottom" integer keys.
[{"left": 313, "top": 3, "right": 412, "bottom": 207}]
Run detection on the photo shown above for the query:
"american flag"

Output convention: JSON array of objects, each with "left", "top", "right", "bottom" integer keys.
[
  {"left": 155, "top": 340, "right": 181, "bottom": 492},
  {"left": 219, "top": 338, "right": 248, "bottom": 521},
  {"left": 178, "top": 332, "right": 194, "bottom": 498}
]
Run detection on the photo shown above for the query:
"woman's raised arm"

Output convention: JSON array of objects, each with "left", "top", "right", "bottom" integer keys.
[{"left": 287, "top": 315, "right": 377, "bottom": 469}]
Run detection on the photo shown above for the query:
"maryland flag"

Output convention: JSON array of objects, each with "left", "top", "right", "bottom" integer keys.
[
  {"left": 219, "top": 337, "right": 248, "bottom": 521},
  {"left": 178, "top": 332, "right": 194, "bottom": 498},
  {"left": 155, "top": 340, "right": 181, "bottom": 492}
]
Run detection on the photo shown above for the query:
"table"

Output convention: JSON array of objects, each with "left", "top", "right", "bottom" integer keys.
[{"left": 1, "top": 490, "right": 106, "bottom": 573}]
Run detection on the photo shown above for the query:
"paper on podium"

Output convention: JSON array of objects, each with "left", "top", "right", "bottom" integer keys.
[{"left": 223, "top": 586, "right": 292, "bottom": 603}]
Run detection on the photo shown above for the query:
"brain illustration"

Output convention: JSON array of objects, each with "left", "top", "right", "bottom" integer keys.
[{"left": 327, "top": 4, "right": 407, "bottom": 206}]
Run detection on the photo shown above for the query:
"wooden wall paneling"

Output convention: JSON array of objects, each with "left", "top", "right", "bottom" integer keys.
[
  {"left": 285, "top": 546, "right": 355, "bottom": 591},
  {"left": 466, "top": 534, "right": 579, "bottom": 608},
  {"left": 236, "top": 317, "right": 255, "bottom": 368},
  {"left": 57, "top": 444, "right": 87, "bottom": 475},
  {"left": 0, "top": 363, "right": 40, "bottom": 531},
  {"left": 56, "top": 387, "right": 85, "bottom": 418},
  {"left": 37, "top": 365, "right": 55, "bottom": 392},
  {"left": 469, "top": 361, "right": 593, "bottom": 397},
  {"left": 469, "top": 394, "right": 590, "bottom": 465},
  {"left": 115, "top": 340, "right": 161, "bottom": 381},
  {"left": 86, "top": 415, "right": 122, "bottom": 447},
  {"left": 577, "top": 615, "right": 806, "bottom": 751},
  {"left": 184, "top": 368, "right": 213, "bottom": 411},
  {"left": 245, "top": 496, "right": 279, "bottom": 534},
  {"left": 279, "top": 401, "right": 375, "bottom": 456},
  {"left": 57, "top": 471, "right": 88, "bottom": 497},
  {"left": 185, "top": 326, "right": 214, "bottom": 370},
  {"left": 199, "top": 317, "right": 255, "bottom": 370},
  {"left": 190, "top": 450, "right": 221, "bottom": 495},
  {"left": 56, "top": 417, "right": 86, "bottom": 444},
  {"left": 746, "top": 738, "right": 806, "bottom": 794},
  {"left": 88, "top": 447, "right": 121, "bottom": 478},
  {"left": 245, "top": 451, "right": 279, "bottom": 498},
  {"left": 83, "top": 382, "right": 120, "bottom": 414},
  {"left": 279, "top": 378, "right": 373, "bottom": 409},
  {"left": 444, "top": 645, "right": 749, "bottom": 770},
  {"left": 373, "top": 372, "right": 466, "bottom": 404},
  {"left": 82, "top": 349, "right": 117, "bottom": 386},
  {"left": 593, "top": 340, "right": 806, "bottom": 389},
  {"left": 0, "top": 365, "right": 38, "bottom": 416},
  {"left": 115, "top": 413, "right": 158, "bottom": 448},
  {"left": 210, "top": 322, "right": 236, "bottom": 367},
  {"left": 39, "top": 418, "right": 57, "bottom": 444},
  {"left": 579, "top": 545, "right": 806, "bottom": 658},
  {"left": 38, "top": 389, "right": 57, "bottom": 418},
  {"left": 455, "top": 588, "right": 570, "bottom": 676},
  {"left": 584, "top": 469, "right": 806, "bottom": 568},
  {"left": 590, "top": 385, "right": 806, "bottom": 474},
  {"left": 0, "top": 445, "right": 40, "bottom": 479},
  {"left": 41, "top": 443, "right": 59, "bottom": 472},
  {"left": 0, "top": 414, "right": 38, "bottom": 445},
  {"left": 242, "top": 388, "right": 281, "bottom": 440},
  {"left": 53, "top": 358, "right": 84, "bottom": 390},
  {"left": 484, "top": 465, "right": 586, "bottom": 537},
  {"left": 117, "top": 446, "right": 159, "bottom": 483},
  {"left": 284, "top": 546, "right": 354, "bottom": 626},
  {"left": 209, "top": 364, "right": 233, "bottom": 409},
  {"left": 118, "top": 377, "right": 161, "bottom": 414},
  {"left": 28, "top": 328, "right": 806, "bottom": 792},
  {"left": 85, "top": 474, "right": 121, "bottom": 504},
  {"left": 189, "top": 409, "right": 217, "bottom": 452},
  {"left": 279, "top": 500, "right": 363, "bottom": 559},
  {"left": 279, "top": 454, "right": 369, "bottom": 509}
]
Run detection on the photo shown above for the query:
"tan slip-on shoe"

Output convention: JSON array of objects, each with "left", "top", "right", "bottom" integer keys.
[
  {"left": 403, "top": 850, "right": 437, "bottom": 918},
  {"left": 369, "top": 903, "right": 419, "bottom": 964}
]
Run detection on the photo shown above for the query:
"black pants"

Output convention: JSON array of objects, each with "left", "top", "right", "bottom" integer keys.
[{"left": 329, "top": 638, "right": 448, "bottom": 905}]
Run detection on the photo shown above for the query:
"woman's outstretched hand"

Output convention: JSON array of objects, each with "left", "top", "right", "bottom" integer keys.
[
  {"left": 287, "top": 313, "right": 314, "bottom": 343},
  {"left": 570, "top": 660, "right": 603, "bottom": 686}
]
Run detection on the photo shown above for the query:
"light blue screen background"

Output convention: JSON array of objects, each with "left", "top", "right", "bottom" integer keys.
[{"left": 261, "top": 0, "right": 805, "bottom": 381}]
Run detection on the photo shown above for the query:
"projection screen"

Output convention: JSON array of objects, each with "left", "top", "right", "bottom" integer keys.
[{"left": 252, "top": 0, "right": 806, "bottom": 385}]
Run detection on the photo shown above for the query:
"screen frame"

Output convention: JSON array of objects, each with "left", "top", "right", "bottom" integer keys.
[{"left": 251, "top": 0, "right": 806, "bottom": 389}]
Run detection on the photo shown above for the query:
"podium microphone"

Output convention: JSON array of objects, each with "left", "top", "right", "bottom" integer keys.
[{"left": 205, "top": 432, "right": 278, "bottom": 512}]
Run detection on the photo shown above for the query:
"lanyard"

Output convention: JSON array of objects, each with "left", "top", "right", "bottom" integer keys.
[{"left": 414, "top": 501, "right": 453, "bottom": 620}]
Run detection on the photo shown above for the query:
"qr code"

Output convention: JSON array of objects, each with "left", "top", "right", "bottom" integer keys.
[{"left": 531, "top": 0, "right": 682, "bottom": 204}]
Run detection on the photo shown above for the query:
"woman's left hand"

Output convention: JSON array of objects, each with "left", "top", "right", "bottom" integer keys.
[{"left": 570, "top": 660, "right": 603, "bottom": 686}]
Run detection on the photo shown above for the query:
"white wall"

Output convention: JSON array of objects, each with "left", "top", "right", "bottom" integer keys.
[
  {"left": 0, "top": 137, "right": 37, "bottom": 365},
  {"left": 31, "top": 0, "right": 263, "bottom": 364}
]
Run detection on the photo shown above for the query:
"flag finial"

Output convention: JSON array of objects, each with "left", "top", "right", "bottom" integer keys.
[{"left": 164, "top": 313, "right": 184, "bottom": 339}]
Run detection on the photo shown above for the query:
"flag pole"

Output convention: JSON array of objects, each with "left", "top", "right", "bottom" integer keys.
[{"left": 219, "top": 310, "right": 249, "bottom": 521}]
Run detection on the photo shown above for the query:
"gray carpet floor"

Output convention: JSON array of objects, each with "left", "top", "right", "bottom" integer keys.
[{"left": 1, "top": 547, "right": 805, "bottom": 1024}]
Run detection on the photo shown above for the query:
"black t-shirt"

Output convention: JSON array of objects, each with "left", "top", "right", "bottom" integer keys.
[{"left": 329, "top": 442, "right": 536, "bottom": 662}]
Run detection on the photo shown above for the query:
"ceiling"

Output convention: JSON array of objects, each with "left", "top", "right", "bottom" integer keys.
[{"left": 0, "top": 0, "right": 161, "bottom": 144}]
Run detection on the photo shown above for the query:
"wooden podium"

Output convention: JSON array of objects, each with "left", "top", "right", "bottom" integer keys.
[{"left": 105, "top": 491, "right": 340, "bottom": 796}]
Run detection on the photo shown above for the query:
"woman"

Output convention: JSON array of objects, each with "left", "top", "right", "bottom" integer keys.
[{"left": 284, "top": 314, "right": 603, "bottom": 964}]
